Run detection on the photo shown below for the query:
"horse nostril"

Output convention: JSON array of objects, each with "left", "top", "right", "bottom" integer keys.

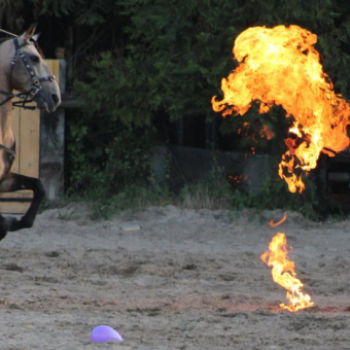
[{"left": 52, "top": 94, "right": 59, "bottom": 104}]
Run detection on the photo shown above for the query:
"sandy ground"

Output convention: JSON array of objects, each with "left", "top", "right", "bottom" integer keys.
[{"left": 0, "top": 204, "right": 350, "bottom": 349}]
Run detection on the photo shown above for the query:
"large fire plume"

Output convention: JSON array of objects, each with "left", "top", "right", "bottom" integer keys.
[
  {"left": 261, "top": 232, "right": 314, "bottom": 312},
  {"left": 212, "top": 25, "right": 350, "bottom": 193}
]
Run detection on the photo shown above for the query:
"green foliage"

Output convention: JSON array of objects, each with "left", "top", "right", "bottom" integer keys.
[
  {"left": 178, "top": 153, "right": 233, "bottom": 209},
  {"left": 73, "top": 0, "right": 350, "bottom": 147},
  {"left": 228, "top": 173, "right": 320, "bottom": 219},
  {"left": 74, "top": 52, "right": 159, "bottom": 127},
  {"left": 170, "top": 154, "right": 328, "bottom": 220},
  {"left": 89, "top": 185, "right": 173, "bottom": 220},
  {"left": 29, "top": 0, "right": 121, "bottom": 24},
  {"left": 0, "top": 0, "right": 24, "bottom": 32},
  {"left": 66, "top": 109, "right": 157, "bottom": 197},
  {"left": 29, "top": 0, "right": 79, "bottom": 17},
  {"left": 116, "top": 0, "right": 240, "bottom": 121}
]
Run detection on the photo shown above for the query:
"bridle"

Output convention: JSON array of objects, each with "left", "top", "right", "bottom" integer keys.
[{"left": 0, "top": 37, "right": 56, "bottom": 110}]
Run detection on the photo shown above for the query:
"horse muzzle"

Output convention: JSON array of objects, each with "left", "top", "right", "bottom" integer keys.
[{"left": 35, "top": 90, "right": 61, "bottom": 112}]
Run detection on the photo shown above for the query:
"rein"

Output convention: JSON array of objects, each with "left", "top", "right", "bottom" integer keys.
[{"left": 0, "top": 37, "right": 56, "bottom": 110}]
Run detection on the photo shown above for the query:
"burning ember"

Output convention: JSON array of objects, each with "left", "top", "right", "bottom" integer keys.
[
  {"left": 212, "top": 24, "right": 350, "bottom": 193},
  {"left": 269, "top": 212, "right": 287, "bottom": 227},
  {"left": 261, "top": 232, "right": 314, "bottom": 312}
]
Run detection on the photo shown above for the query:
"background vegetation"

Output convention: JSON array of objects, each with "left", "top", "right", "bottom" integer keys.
[{"left": 3, "top": 0, "right": 350, "bottom": 218}]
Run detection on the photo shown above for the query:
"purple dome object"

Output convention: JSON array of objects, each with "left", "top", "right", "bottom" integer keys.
[{"left": 91, "top": 325, "right": 124, "bottom": 343}]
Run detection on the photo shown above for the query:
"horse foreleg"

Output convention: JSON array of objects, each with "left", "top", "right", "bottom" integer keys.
[
  {"left": 0, "top": 172, "right": 45, "bottom": 232},
  {"left": 0, "top": 215, "right": 9, "bottom": 241}
]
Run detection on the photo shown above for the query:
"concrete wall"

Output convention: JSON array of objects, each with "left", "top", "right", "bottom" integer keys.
[
  {"left": 39, "top": 60, "right": 66, "bottom": 201},
  {"left": 150, "top": 145, "right": 278, "bottom": 194}
]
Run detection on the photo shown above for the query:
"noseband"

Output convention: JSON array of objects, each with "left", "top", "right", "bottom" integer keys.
[{"left": 0, "top": 37, "right": 56, "bottom": 109}]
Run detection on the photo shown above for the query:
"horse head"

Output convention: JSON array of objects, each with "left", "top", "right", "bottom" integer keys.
[{"left": 0, "top": 24, "right": 61, "bottom": 112}]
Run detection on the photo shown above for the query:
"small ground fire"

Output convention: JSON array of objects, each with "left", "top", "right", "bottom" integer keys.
[{"left": 261, "top": 231, "right": 314, "bottom": 312}]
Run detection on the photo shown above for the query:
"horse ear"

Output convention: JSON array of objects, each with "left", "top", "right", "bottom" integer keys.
[
  {"left": 23, "top": 23, "right": 37, "bottom": 42},
  {"left": 32, "top": 33, "right": 41, "bottom": 42}
]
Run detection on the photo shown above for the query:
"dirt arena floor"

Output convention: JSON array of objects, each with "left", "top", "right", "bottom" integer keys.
[{"left": 1, "top": 204, "right": 350, "bottom": 350}]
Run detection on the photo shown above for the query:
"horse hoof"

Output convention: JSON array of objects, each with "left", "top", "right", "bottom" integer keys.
[
  {"left": 0, "top": 217, "right": 9, "bottom": 240},
  {"left": 0, "top": 229, "right": 7, "bottom": 241}
]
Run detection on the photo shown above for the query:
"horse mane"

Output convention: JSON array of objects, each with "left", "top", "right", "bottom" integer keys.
[{"left": 30, "top": 38, "right": 45, "bottom": 58}]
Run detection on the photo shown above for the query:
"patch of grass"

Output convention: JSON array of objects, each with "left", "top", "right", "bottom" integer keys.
[
  {"left": 45, "top": 176, "right": 347, "bottom": 222},
  {"left": 57, "top": 149, "right": 350, "bottom": 222},
  {"left": 39, "top": 196, "right": 76, "bottom": 214},
  {"left": 86, "top": 185, "right": 174, "bottom": 220},
  {"left": 177, "top": 182, "right": 230, "bottom": 210}
]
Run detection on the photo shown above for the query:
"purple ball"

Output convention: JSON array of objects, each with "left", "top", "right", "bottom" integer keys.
[{"left": 91, "top": 325, "right": 124, "bottom": 343}]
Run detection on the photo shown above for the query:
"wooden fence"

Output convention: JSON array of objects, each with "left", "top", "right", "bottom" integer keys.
[{"left": 0, "top": 60, "right": 62, "bottom": 214}]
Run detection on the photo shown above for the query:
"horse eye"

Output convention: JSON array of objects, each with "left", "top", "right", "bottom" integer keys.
[{"left": 30, "top": 55, "right": 40, "bottom": 63}]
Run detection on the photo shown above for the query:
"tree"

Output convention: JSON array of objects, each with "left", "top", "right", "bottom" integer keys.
[
  {"left": 13, "top": 0, "right": 350, "bottom": 198},
  {"left": 0, "top": 0, "right": 24, "bottom": 32}
]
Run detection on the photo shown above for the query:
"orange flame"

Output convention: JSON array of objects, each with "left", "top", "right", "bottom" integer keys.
[
  {"left": 261, "top": 232, "right": 314, "bottom": 312},
  {"left": 269, "top": 212, "right": 287, "bottom": 227},
  {"left": 228, "top": 174, "right": 243, "bottom": 183},
  {"left": 212, "top": 25, "right": 350, "bottom": 193},
  {"left": 260, "top": 124, "right": 274, "bottom": 140}
]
